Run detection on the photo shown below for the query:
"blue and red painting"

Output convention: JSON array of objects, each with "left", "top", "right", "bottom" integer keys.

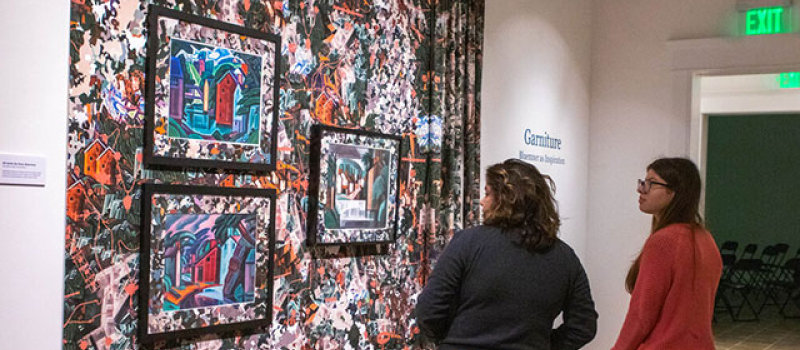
[
  {"left": 161, "top": 213, "right": 257, "bottom": 311},
  {"left": 167, "top": 38, "right": 262, "bottom": 145}
]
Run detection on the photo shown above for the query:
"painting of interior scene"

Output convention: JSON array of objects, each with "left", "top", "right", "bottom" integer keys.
[
  {"left": 324, "top": 144, "right": 391, "bottom": 230},
  {"left": 161, "top": 213, "right": 257, "bottom": 311},
  {"left": 167, "top": 38, "right": 262, "bottom": 145}
]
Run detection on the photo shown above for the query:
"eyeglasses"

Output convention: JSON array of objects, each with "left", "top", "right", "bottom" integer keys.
[{"left": 637, "top": 179, "right": 670, "bottom": 193}]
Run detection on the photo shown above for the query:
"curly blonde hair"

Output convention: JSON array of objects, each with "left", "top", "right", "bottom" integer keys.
[{"left": 483, "top": 159, "right": 560, "bottom": 252}]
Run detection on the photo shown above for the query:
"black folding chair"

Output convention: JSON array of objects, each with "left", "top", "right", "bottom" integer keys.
[
  {"left": 720, "top": 253, "right": 737, "bottom": 281},
  {"left": 717, "top": 257, "right": 762, "bottom": 322},
  {"left": 765, "top": 245, "right": 794, "bottom": 286},
  {"left": 773, "top": 243, "right": 790, "bottom": 266},
  {"left": 740, "top": 243, "right": 758, "bottom": 260},
  {"left": 754, "top": 246, "right": 782, "bottom": 313},
  {"left": 715, "top": 253, "right": 738, "bottom": 322},
  {"left": 720, "top": 241, "right": 739, "bottom": 256},
  {"left": 778, "top": 250, "right": 800, "bottom": 319}
]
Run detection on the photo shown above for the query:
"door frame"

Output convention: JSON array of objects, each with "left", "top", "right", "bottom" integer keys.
[{"left": 668, "top": 33, "right": 800, "bottom": 214}]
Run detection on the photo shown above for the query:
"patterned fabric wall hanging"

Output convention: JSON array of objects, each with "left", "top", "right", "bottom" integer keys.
[{"left": 64, "top": 1, "right": 483, "bottom": 349}]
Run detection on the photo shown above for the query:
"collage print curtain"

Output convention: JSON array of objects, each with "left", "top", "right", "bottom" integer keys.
[{"left": 62, "top": 0, "right": 483, "bottom": 349}]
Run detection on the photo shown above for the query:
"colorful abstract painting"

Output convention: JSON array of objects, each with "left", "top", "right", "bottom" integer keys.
[
  {"left": 140, "top": 184, "right": 275, "bottom": 343},
  {"left": 161, "top": 213, "right": 257, "bottom": 310},
  {"left": 167, "top": 38, "right": 263, "bottom": 145},
  {"left": 145, "top": 6, "right": 279, "bottom": 170},
  {"left": 309, "top": 126, "right": 401, "bottom": 245}
]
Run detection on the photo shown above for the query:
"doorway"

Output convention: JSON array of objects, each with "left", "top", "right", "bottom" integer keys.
[{"left": 697, "top": 75, "right": 800, "bottom": 348}]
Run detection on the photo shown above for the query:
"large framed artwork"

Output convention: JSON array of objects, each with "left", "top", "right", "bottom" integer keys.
[
  {"left": 144, "top": 5, "right": 280, "bottom": 171},
  {"left": 139, "top": 184, "right": 275, "bottom": 343},
  {"left": 308, "top": 125, "right": 402, "bottom": 246}
]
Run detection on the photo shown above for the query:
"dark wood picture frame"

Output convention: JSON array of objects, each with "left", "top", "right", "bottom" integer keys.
[
  {"left": 139, "top": 184, "right": 276, "bottom": 343},
  {"left": 307, "top": 125, "right": 403, "bottom": 247},
  {"left": 144, "top": 5, "right": 281, "bottom": 171}
]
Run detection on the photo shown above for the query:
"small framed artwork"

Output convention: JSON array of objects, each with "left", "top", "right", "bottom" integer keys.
[
  {"left": 308, "top": 125, "right": 402, "bottom": 246},
  {"left": 144, "top": 5, "right": 280, "bottom": 171},
  {"left": 139, "top": 184, "right": 275, "bottom": 343}
]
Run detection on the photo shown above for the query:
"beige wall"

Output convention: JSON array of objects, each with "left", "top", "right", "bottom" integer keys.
[
  {"left": 482, "top": 0, "right": 592, "bottom": 257},
  {"left": 483, "top": 1, "right": 747, "bottom": 348},
  {"left": 586, "top": 1, "right": 767, "bottom": 349},
  {"left": 0, "top": 0, "right": 70, "bottom": 349}
]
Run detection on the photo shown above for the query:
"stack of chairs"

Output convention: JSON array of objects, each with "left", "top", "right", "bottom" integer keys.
[{"left": 715, "top": 242, "right": 800, "bottom": 322}]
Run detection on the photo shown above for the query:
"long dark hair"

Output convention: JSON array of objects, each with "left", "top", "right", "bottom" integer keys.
[
  {"left": 483, "top": 159, "right": 560, "bottom": 252},
  {"left": 625, "top": 157, "right": 704, "bottom": 293}
]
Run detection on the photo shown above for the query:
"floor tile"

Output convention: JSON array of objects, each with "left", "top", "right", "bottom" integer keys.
[{"left": 714, "top": 309, "right": 800, "bottom": 350}]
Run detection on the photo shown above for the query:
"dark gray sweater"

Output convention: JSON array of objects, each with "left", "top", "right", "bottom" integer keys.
[{"left": 416, "top": 226, "right": 597, "bottom": 350}]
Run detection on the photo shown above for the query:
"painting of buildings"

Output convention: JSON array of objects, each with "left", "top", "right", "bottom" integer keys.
[
  {"left": 309, "top": 127, "right": 402, "bottom": 245},
  {"left": 215, "top": 73, "right": 236, "bottom": 127},
  {"left": 166, "top": 38, "right": 262, "bottom": 146},
  {"left": 168, "top": 57, "right": 184, "bottom": 120},
  {"left": 140, "top": 184, "right": 274, "bottom": 342},
  {"left": 161, "top": 213, "right": 257, "bottom": 311},
  {"left": 326, "top": 144, "right": 391, "bottom": 230}
]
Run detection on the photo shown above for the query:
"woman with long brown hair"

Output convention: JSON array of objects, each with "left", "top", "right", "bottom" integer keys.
[
  {"left": 417, "top": 159, "right": 597, "bottom": 350},
  {"left": 612, "top": 158, "right": 722, "bottom": 350}
]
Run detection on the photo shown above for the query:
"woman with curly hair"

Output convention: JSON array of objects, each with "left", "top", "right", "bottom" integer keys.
[
  {"left": 417, "top": 159, "right": 597, "bottom": 350},
  {"left": 611, "top": 158, "right": 722, "bottom": 350}
]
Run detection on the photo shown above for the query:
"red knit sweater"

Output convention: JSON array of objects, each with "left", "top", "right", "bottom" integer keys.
[{"left": 611, "top": 224, "right": 723, "bottom": 350}]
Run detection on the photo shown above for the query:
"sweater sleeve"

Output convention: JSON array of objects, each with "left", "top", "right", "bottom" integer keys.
[
  {"left": 611, "top": 232, "right": 675, "bottom": 350},
  {"left": 416, "top": 231, "right": 468, "bottom": 342},
  {"left": 550, "top": 254, "right": 599, "bottom": 350}
]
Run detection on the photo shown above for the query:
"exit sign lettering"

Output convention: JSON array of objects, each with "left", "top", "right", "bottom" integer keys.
[{"left": 745, "top": 7, "right": 787, "bottom": 35}]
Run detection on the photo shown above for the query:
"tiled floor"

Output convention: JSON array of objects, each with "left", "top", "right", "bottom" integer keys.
[{"left": 714, "top": 312, "right": 800, "bottom": 350}]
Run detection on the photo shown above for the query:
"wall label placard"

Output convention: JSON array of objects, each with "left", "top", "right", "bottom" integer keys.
[{"left": 0, "top": 153, "right": 46, "bottom": 186}]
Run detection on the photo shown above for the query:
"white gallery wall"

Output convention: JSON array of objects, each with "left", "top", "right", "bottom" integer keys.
[
  {"left": 0, "top": 1, "right": 70, "bottom": 350},
  {"left": 586, "top": 1, "right": 777, "bottom": 349},
  {"left": 482, "top": 0, "right": 592, "bottom": 258}
]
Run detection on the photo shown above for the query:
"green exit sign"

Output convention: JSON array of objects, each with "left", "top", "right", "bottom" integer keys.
[
  {"left": 779, "top": 72, "right": 800, "bottom": 88},
  {"left": 745, "top": 7, "right": 787, "bottom": 35}
]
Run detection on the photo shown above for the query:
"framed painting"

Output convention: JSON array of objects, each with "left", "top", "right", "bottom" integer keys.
[
  {"left": 308, "top": 125, "right": 402, "bottom": 246},
  {"left": 144, "top": 5, "right": 280, "bottom": 171},
  {"left": 139, "top": 184, "right": 275, "bottom": 343}
]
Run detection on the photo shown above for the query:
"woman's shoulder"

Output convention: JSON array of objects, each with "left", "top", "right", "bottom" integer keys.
[
  {"left": 451, "top": 225, "right": 497, "bottom": 244},
  {"left": 653, "top": 223, "right": 709, "bottom": 239},
  {"left": 647, "top": 224, "right": 711, "bottom": 253},
  {"left": 456, "top": 225, "right": 502, "bottom": 237},
  {"left": 551, "top": 238, "right": 582, "bottom": 262},
  {"left": 449, "top": 225, "right": 501, "bottom": 245},
  {"left": 454, "top": 226, "right": 577, "bottom": 254}
]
